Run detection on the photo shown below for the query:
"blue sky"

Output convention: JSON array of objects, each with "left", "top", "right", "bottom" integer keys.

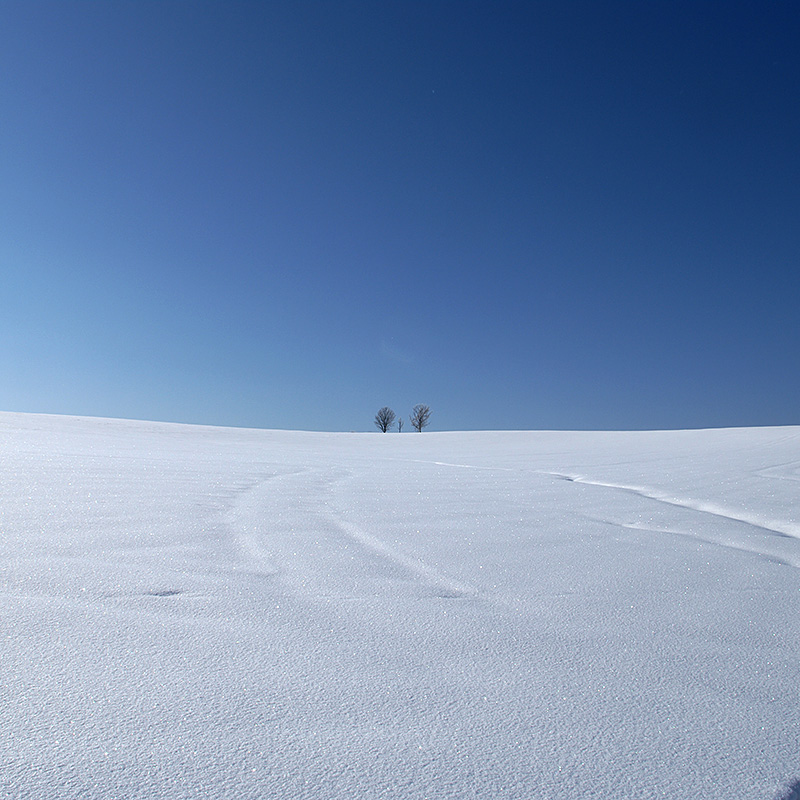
[{"left": 2, "top": 1, "right": 798, "bottom": 431}]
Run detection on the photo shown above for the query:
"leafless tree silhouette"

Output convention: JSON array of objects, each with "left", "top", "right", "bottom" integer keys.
[
  {"left": 409, "top": 404, "right": 431, "bottom": 432},
  {"left": 374, "top": 407, "right": 396, "bottom": 433}
]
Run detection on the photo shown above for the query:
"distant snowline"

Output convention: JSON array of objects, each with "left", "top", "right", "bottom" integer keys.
[{"left": 547, "top": 472, "right": 800, "bottom": 541}]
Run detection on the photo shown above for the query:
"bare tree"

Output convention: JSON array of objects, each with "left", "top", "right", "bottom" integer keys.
[
  {"left": 409, "top": 404, "right": 431, "bottom": 432},
  {"left": 374, "top": 406, "right": 396, "bottom": 433},
  {"left": 397, "top": 417, "right": 404, "bottom": 433}
]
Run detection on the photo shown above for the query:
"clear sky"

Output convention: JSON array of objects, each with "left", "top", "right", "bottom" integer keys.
[{"left": 2, "top": 1, "right": 798, "bottom": 432}]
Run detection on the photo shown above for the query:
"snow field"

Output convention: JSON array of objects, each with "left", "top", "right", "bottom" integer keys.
[{"left": 1, "top": 413, "right": 799, "bottom": 799}]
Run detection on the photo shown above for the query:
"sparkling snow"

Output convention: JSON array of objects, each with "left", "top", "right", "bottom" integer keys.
[{"left": 1, "top": 412, "right": 798, "bottom": 799}]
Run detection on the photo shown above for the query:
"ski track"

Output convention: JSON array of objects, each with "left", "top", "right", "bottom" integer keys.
[
  {"left": 225, "top": 466, "right": 312, "bottom": 579},
  {"left": 330, "top": 516, "right": 478, "bottom": 600},
  {"left": 757, "top": 460, "right": 800, "bottom": 483},
  {"left": 590, "top": 517, "right": 800, "bottom": 570},
  {"left": 393, "top": 458, "right": 514, "bottom": 472},
  {"left": 224, "top": 465, "right": 477, "bottom": 600},
  {"left": 386, "top": 459, "right": 800, "bottom": 570},
  {"left": 546, "top": 472, "right": 800, "bottom": 541}
]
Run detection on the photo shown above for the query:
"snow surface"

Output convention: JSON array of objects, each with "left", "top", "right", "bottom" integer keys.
[{"left": 1, "top": 412, "right": 799, "bottom": 799}]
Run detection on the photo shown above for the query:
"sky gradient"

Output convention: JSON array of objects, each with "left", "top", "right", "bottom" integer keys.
[{"left": 2, "top": 1, "right": 798, "bottom": 431}]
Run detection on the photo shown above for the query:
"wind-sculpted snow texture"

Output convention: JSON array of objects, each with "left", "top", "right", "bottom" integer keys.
[{"left": 1, "top": 413, "right": 798, "bottom": 800}]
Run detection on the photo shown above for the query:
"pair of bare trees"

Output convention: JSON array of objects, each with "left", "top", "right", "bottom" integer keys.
[{"left": 374, "top": 405, "right": 431, "bottom": 433}]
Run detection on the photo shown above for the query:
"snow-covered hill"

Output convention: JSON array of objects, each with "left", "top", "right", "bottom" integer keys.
[{"left": 2, "top": 412, "right": 798, "bottom": 799}]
